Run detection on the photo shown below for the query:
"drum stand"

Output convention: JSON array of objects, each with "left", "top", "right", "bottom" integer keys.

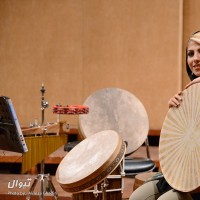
[
  {"left": 26, "top": 163, "right": 58, "bottom": 200},
  {"left": 26, "top": 84, "right": 58, "bottom": 200},
  {"left": 88, "top": 158, "right": 125, "bottom": 200},
  {"left": 101, "top": 179, "right": 109, "bottom": 200}
]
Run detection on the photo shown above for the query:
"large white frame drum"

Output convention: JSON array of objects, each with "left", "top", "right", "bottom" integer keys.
[{"left": 79, "top": 88, "right": 149, "bottom": 156}]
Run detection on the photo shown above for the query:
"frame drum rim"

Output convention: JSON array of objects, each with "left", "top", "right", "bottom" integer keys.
[{"left": 56, "top": 130, "right": 126, "bottom": 193}]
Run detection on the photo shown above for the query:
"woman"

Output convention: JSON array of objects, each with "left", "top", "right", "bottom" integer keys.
[{"left": 129, "top": 31, "right": 200, "bottom": 200}]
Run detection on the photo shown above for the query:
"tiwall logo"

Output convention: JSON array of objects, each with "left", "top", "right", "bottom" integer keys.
[{"left": 7, "top": 178, "right": 54, "bottom": 196}]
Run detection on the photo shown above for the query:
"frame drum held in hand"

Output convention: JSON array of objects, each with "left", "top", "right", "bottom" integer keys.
[{"left": 159, "top": 83, "right": 200, "bottom": 192}]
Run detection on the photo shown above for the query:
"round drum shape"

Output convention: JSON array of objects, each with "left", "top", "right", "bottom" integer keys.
[
  {"left": 159, "top": 83, "right": 200, "bottom": 192},
  {"left": 79, "top": 88, "right": 149, "bottom": 155},
  {"left": 56, "top": 130, "right": 126, "bottom": 193}
]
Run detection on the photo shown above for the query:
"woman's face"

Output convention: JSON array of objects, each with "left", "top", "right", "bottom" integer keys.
[{"left": 187, "top": 40, "right": 200, "bottom": 77}]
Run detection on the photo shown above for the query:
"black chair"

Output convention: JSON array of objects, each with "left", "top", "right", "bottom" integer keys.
[{"left": 124, "top": 138, "right": 156, "bottom": 176}]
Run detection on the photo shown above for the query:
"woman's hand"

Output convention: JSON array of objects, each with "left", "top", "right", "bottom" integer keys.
[
  {"left": 168, "top": 91, "right": 183, "bottom": 108},
  {"left": 185, "top": 77, "right": 200, "bottom": 89},
  {"left": 168, "top": 77, "right": 200, "bottom": 108}
]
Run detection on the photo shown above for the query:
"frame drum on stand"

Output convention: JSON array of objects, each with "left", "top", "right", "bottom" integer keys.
[
  {"left": 56, "top": 130, "right": 126, "bottom": 199},
  {"left": 159, "top": 83, "right": 200, "bottom": 192},
  {"left": 78, "top": 88, "right": 149, "bottom": 156}
]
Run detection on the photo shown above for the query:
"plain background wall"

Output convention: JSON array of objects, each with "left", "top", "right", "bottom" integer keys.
[{"left": 0, "top": 0, "right": 190, "bottom": 131}]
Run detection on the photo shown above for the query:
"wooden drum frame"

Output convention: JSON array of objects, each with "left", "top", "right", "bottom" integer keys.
[
  {"left": 73, "top": 164, "right": 124, "bottom": 200},
  {"left": 56, "top": 130, "right": 126, "bottom": 199}
]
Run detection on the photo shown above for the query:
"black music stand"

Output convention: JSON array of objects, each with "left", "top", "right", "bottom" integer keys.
[{"left": 0, "top": 96, "right": 28, "bottom": 153}]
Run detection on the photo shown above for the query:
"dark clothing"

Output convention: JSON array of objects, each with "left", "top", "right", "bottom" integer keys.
[
  {"left": 191, "top": 193, "right": 200, "bottom": 200},
  {"left": 156, "top": 177, "right": 172, "bottom": 193}
]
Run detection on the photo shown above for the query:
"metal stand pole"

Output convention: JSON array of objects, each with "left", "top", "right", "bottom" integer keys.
[
  {"left": 40, "top": 83, "right": 48, "bottom": 126},
  {"left": 26, "top": 84, "right": 57, "bottom": 200},
  {"left": 101, "top": 179, "right": 109, "bottom": 200}
]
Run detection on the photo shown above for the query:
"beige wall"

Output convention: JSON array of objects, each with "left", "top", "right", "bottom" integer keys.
[{"left": 0, "top": 0, "right": 184, "bottom": 130}]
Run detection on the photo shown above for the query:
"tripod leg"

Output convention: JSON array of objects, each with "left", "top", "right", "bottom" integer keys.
[
  {"left": 39, "top": 174, "right": 44, "bottom": 200},
  {"left": 46, "top": 174, "right": 58, "bottom": 200},
  {"left": 26, "top": 175, "right": 39, "bottom": 200},
  {"left": 26, "top": 174, "right": 58, "bottom": 200}
]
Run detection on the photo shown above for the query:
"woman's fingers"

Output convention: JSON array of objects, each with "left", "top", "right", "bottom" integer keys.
[{"left": 168, "top": 92, "right": 182, "bottom": 108}]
